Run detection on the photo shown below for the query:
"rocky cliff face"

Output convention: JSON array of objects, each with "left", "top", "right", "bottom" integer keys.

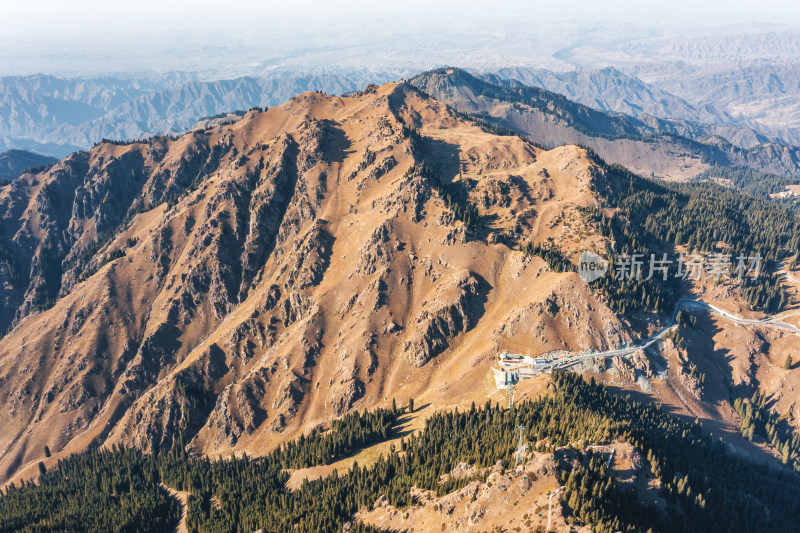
[{"left": 0, "top": 81, "right": 629, "bottom": 483}]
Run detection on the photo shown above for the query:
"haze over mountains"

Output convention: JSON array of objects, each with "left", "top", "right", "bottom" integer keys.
[
  {"left": 2, "top": 4, "right": 800, "bottom": 530},
  {"left": 5, "top": 24, "right": 800, "bottom": 159},
  {"left": 412, "top": 68, "right": 800, "bottom": 182},
  {"left": 0, "top": 72, "right": 399, "bottom": 157},
  {"left": 495, "top": 66, "right": 800, "bottom": 147},
  {"left": 1, "top": 72, "right": 799, "bottom": 530}
]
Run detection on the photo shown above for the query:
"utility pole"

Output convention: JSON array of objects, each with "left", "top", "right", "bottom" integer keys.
[{"left": 514, "top": 424, "right": 526, "bottom": 468}]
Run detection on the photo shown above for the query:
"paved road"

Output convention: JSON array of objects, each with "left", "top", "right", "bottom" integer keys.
[
  {"left": 537, "top": 298, "right": 800, "bottom": 373},
  {"left": 679, "top": 299, "right": 800, "bottom": 332}
]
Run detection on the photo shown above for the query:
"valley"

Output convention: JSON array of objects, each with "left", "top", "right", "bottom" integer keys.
[
  {"left": 6, "top": 2, "right": 800, "bottom": 530},
  {"left": 1, "top": 65, "right": 799, "bottom": 532}
]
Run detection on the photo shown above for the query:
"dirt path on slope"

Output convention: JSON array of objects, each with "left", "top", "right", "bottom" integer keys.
[{"left": 160, "top": 483, "right": 189, "bottom": 533}]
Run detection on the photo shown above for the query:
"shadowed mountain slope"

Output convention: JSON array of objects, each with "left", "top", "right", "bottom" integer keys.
[
  {"left": 0, "top": 81, "right": 629, "bottom": 484},
  {"left": 411, "top": 68, "right": 800, "bottom": 182}
]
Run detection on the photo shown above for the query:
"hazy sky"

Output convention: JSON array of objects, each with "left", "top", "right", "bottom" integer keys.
[{"left": 3, "top": 0, "right": 800, "bottom": 76}]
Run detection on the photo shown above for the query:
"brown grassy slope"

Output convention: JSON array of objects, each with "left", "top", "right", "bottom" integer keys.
[
  {"left": 409, "top": 68, "right": 710, "bottom": 181},
  {"left": 583, "top": 274, "right": 800, "bottom": 466},
  {"left": 0, "top": 82, "right": 629, "bottom": 484},
  {"left": 355, "top": 441, "right": 655, "bottom": 533}
]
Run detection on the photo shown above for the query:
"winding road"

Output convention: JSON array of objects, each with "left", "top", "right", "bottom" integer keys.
[
  {"left": 522, "top": 292, "right": 800, "bottom": 528},
  {"left": 536, "top": 298, "right": 800, "bottom": 373}
]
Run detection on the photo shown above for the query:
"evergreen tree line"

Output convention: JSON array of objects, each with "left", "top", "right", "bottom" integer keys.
[
  {"left": 552, "top": 373, "right": 800, "bottom": 532},
  {"left": 582, "top": 207, "right": 676, "bottom": 316},
  {"left": 520, "top": 242, "right": 575, "bottom": 273},
  {"left": 0, "top": 447, "right": 179, "bottom": 532},
  {"left": 740, "top": 272, "right": 787, "bottom": 312},
  {"left": 734, "top": 392, "right": 800, "bottom": 470},
  {"left": 3, "top": 373, "right": 800, "bottom": 532},
  {"left": 695, "top": 165, "right": 800, "bottom": 200},
  {"left": 603, "top": 163, "right": 800, "bottom": 262},
  {"left": 581, "top": 162, "right": 800, "bottom": 314},
  {"left": 277, "top": 408, "right": 395, "bottom": 469}
]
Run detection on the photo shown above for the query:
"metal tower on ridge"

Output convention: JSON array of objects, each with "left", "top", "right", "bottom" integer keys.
[{"left": 514, "top": 424, "right": 526, "bottom": 468}]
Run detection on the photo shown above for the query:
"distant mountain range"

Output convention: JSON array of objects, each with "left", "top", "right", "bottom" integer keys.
[
  {"left": 0, "top": 72, "right": 397, "bottom": 157},
  {"left": 633, "top": 62, "right": 800, "bottom": 140},
  {"left": 411, "top": 68, "right": 800, "bottom": 182},
  {"left": 494, "top": 65, "right": 800, "bottom": 147},
  {"left": 541, "top": 29, "right": 800, "bottom": 143},
  {"left": 0, "top": 149, "right": 57, "bottom": 182},
  {"left": 7, "top": 52, "right": 800, "bottom": 160},
  {"left": 497, "top": 66, "right": 732, "bottom": 125}
]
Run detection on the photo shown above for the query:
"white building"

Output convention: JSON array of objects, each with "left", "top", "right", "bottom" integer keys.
[{"left": 492, "top": 368, "right": 519, "bottom": 390}]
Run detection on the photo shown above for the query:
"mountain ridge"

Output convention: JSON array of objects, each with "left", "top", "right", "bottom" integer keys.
[
  {"left": 0, "top": 72, "right": 398, "bottom": 157},
  {"left": 0, "top": 149, "right": 57, "bottom": 181},
  {"left": 0, "top": 77, "right": 798, "bottom": 533},
  {"left": 412, "top": 67, "right": 800, "bottom": 181},
  {"left": 0, "top": 81, "right": 631, "bottom": 485}
]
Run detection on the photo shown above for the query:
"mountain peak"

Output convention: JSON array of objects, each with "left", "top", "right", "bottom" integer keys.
[{"left": 0, "top": 76, "right": 619, "bottom": 485}]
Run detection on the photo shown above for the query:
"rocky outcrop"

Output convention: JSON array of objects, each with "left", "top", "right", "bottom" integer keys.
[
  {"left": 354, "top": 220, "right": 395, "bottom": 275},
  {"left": 0, "top": 80, "right": 641, "bottom": 486},
  {"left": 118, "top": 343, "right": 227, "bottom": 452},
  {"left": 405, "top": 271, "right": 486, "bottom": 366},
  {"left": 207, "top": 371, "right": 269, "bottom": 446},
  {"left": 285, "top": 222, "right": 332, "bottom": 290},
  {"left": 238, "top": 136, "right": 298, "bottom": 299}
]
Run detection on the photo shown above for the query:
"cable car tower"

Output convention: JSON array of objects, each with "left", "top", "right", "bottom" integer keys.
[
  {"left": 508, "top": 382, "right": 516, "bottom": 408},
  {"left": 514, "top": 424, "right": 526, "bottom": 468}
]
